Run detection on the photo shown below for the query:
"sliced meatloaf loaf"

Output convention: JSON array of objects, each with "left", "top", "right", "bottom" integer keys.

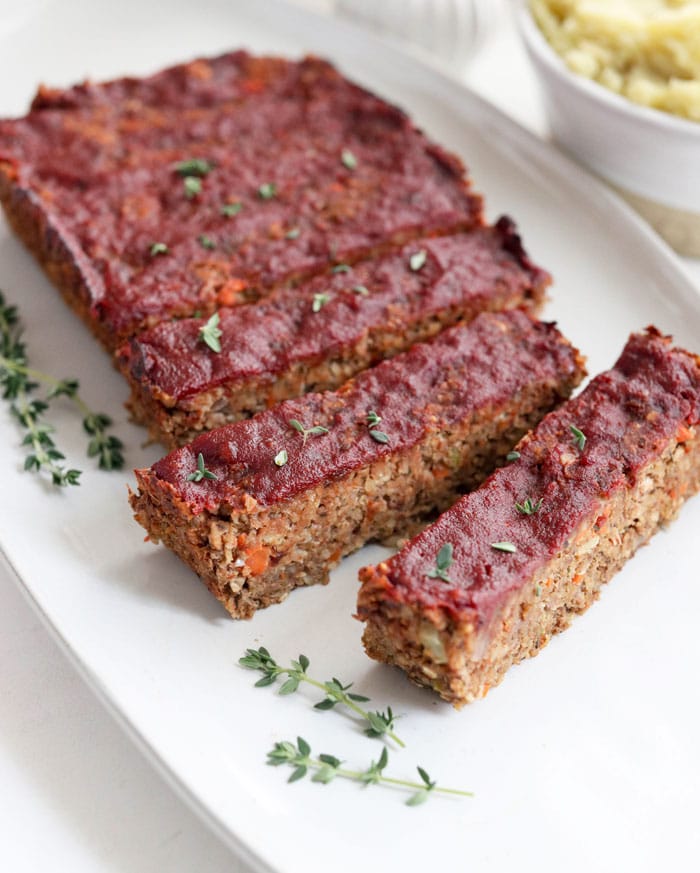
[
  {"left": 0, "top": 52, "right": 482, "bottom": 351},
  {"left": 118, "top": 218, "right": 550, "bottom": 448},
  {"left": 129, "top": 310, "right": 585, "bottom": 618},
  {"left": 357, "top": 328, "right": 700, "bottom": 707}
]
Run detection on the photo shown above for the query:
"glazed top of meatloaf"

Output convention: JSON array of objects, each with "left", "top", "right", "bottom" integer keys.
[
  {"left": 364, "top": 327, "right": 700, "bottom": 624},
  {"left": 120, "top": 217, "right": 550, "bottom": 403},
  {"left": 139, "top": 309, "right": 583, "bottom": 514},
  {"left": 0, "top": 51, "right": 482, "bottom": 338}
]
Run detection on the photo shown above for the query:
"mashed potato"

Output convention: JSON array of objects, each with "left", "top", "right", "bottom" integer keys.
[{"left": 530, "top": 0, "right": 700, "bottom": 122}]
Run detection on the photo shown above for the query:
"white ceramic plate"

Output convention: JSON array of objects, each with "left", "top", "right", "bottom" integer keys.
[{"left": 1, "top": 3, "right": 699, "bottom": 872}]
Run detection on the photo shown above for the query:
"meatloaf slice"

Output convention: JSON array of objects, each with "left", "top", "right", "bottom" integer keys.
[
  {"left": 357, "top": 328, "right": 700, "bottom": 707},
  {"left": 129, "top": 310, "right": 585, "bottom": 619},
  {"left": 0, "top": 52, "right": 482, "bottom": 351},
  {"left": 118, "top": 218, "right": 550, "bottom": 448}
]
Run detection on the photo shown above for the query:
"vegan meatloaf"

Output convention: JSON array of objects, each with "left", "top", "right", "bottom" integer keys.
[
  {"left": 118, "top": 218, "right": 550, "bottom": 448},
  {"left": 0, "top": 51, "right": 483, "bottom": 351},
  {"left": 129, "top": 310, "right": 585, "bottom": 619},
  {"left": 357, "top": 328, "right": 700, "bottom": 707}
]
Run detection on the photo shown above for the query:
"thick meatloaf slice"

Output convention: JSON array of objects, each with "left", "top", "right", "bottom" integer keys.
[
  {"left": 118, "top": 218, "right": 550, "bottom": 448},
  {"left": 129, "top": 310, "right": 585, "bottom": 619},
  {"left": 357, "top": 328, "right": 700, "bottom": 707},
  {"left": 0, "top": 52, "right": 483, "bottom": 351}
]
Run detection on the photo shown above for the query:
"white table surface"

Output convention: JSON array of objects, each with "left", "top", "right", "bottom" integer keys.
[{"left": 1, "top": 6, "right": 698, "bottom": 873}]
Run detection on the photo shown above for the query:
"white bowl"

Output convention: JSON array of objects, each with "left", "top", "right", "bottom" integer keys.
[{"left": 517, "top": 1, "right": 700, "bottom": 254}]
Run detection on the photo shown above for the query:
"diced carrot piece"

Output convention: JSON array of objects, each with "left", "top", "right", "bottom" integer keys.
[{"left": 245, "top": 547, "right": 271, "bottom": 575}]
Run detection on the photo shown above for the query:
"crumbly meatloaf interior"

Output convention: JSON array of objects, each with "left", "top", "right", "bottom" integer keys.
[
  {"left": 360, "top": 427, "right": 700, "bottom": 707},
  {"left": 130, "top": 376, "right": 580, "bottom": 619}
]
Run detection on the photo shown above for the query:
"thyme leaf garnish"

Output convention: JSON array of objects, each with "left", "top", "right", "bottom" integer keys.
[
  {"left": 274, "top": 449, "right": 288, "bottom": 467},
  {"left": 187, "top": 452, "right": 217, "bottom": 482},
  {"left": 409, "top": 250, "right": 427, "bottom": 272},
  {"left": 352, "top": 285, "right": 369, "bottom": 296},
  {"left": 570, "top": 424, "right": 586, "bottom": 450},
  {"left": 258, "top": 182, "right": 277, "bottom": 200},
  {"left": 174, "top": 158, "right": 213, "bottom": 177},
  {"left": 515, "top": 497, "right": 543, "bottom": 516},
  {"left": 149, "top": 242, "right": 169, "bottom": 256},
  {"left": 197, "top": 234, "right": 216, "bottom": 250},
  {"left": 267, "top": 737, "right": 472, "bottom": 805},
  {"left": 506, "top": 450, "right": 520, "bottom": 462},
  {"left": 220, "top": 201, "right": 243, "bottom": 218},
  {"left": 240, "top": 647, "right": 404, "bottom": 746},
  {"left": 341, "top": 149, "right": 358, "bottom": 170},
  {"left": 198, "top": 312, "right": 222, "bottom": 353},
  {"left": 183, "top": 176, "right": 202, "bottom": 199},
  {"left": 369, "top": 430, "right": 389, "bottom": 444},
  {"left": 0, "top": 291, "right": 124, "bottom": 486},
  {"left": 491, "top": 541, "right": 517, "bottom": 553},
  {"left": 427, "top": 542, "right": 454, "bottom": 582},
  {"left": 366, "top": 410, "right": 382, "bottom": 427},
  {"left": 332, "top": 264, "right": 350, "bottom": 274},
  {"left": 285, "top": 227, "right": 300, "bottom": 239},
  {"left": 312, "top": 292, "right": 331, "bottom": 313}
]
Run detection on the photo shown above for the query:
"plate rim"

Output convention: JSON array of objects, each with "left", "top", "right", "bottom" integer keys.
[{"left": 1, "top": 1, "right": 699, "bottom": 871}]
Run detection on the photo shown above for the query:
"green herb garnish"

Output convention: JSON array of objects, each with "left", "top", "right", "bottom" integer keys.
[
  {"left": 332, "top": 264, "right": 350, "bottom": 274},
  {"left": 198, "top": 312, "right": 223, "bottom": 353},
  {"left": 370, "top": 430, "right": 389, "bottom": 444},
  {"left": 197, "top": 234, "right": 216, "bottom": 250},
  {"left": 409, "top": 250, "right": 427, "bottom": 272},
  {"left": 312, "top": 292, "right": 331, "bottom": 313},
  {"left": 352, "top": 285, "right": 369, "bottom": 296},
  {"left": 187, "top": 452, "right": 217, "bottom": 482},
  {"left": 220, "top": 201, "right": 243, "bottom": 218},
  {"left": 149, "top": 242, "right": 169, "bottom": 256},
  {"left": 0, "top": 291, "right": 124, "bottom": 486},
  {"left": 491, "top": 541, "right": 517, "bottom": 553},
  {"left": 570, "top": 424, "right": 586, "bottom": 450},
  {"left": 506, "top": 450, "right": 520, "bottom": 462},
  {"left": 367, "top": 410, "right": 382, "bottom": 427},
  {"left": 274, "top": 449, "right": 288, "bottom": 467},
  {"left": 341, "top": 149, "right": 358, "bottom": 170},
  {"left": 240, "top": 648, "right": 403, "bottom": 746},
  {"left": 267, "top": 738, "right": 471, "bottom": 806},
  {"left": 174, "top": 158, "right": 213, "bottom": 177},
  {"left": 258, "top": 182, "right": 277, "bottom": 200},
  {"left": 289, "top": 418, "right": 330, "bottom": 442},
  {"left": 515, "top": 497, "right": 543, "bottom": 516},
  {"left": 427, "top": 542, "right": 454, "bottom": 582},
  {"left": 285, "top": 227, "right": 300, "bottom": 239},
  {"left": 183, "top": 176, "right": 202, "bottom": 199}
]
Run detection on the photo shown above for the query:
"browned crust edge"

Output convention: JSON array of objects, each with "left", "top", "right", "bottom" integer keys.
[{"left": 0, "top": 168, "right": 115, "bottom": 351}]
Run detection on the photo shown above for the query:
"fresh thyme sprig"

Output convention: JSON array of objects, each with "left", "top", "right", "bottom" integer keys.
[
  {"left": 267, "top": 737, "right": 472, "bottom": 806},
  {"left": 240, "top": 647, "right": 405, "bottom": 747},
  {"left": 409, "top": 250, "right": 427, "bottom": 272},
  {"left": 0, "top": 292, "right": 124, "bottom": 486},
  {"left": 288, "top": 418, "right": 330, "bottom": 442}
]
